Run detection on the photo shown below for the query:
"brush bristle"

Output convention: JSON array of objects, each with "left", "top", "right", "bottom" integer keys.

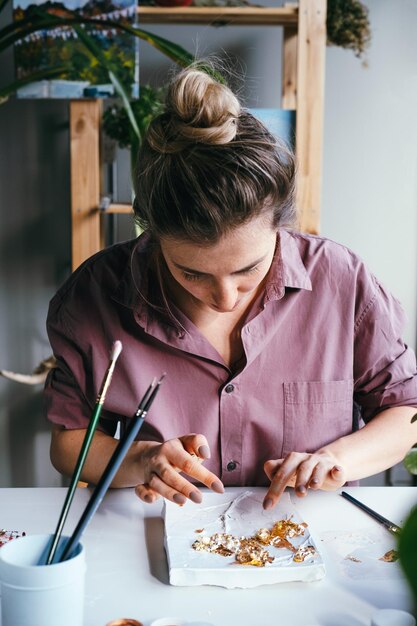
[{"left": 111, "top": 340, "right": 123, "bottom": 361}]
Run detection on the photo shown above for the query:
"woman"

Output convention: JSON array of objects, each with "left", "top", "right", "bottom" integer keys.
[{"left": 46, "top": 67, "right": 417, "bottom": 511}]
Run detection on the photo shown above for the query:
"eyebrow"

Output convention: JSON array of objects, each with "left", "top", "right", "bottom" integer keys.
[{"left": 172, "top": 255, "right": 267, "bottom": 276}]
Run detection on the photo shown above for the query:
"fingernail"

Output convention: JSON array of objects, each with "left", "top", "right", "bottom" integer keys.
[
  {"left": 333, "top": 465, "right": 343, "bottom": 472},
  {"left": 310, "top": 478, "right": 319, "bottom": 484},
  {"left": 189, "top": 491, "right": 203, "bottom": 504},
  {"left": 211, "top": 480, "right": 224, "bottom": 494},
  {"left": 198, "top": 444, "right": 211, "bottom": 459},
  {"left": 263, "top": 497, "right": 273, "bottom": 510},
  {"left": 296, "top": 485, "right": 307, "bottom": 495},
  {"left": 143, "top": 494, "right": 153, "bottom": 503},
  {"left": 173, "top": 493, "right": 187, "bottom": 505}
]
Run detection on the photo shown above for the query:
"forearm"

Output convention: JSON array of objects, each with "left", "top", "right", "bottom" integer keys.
[
  {"left": 319, "top": 405, "right": 417, "bottom": 481},
  {"left": 50, "top": 425, "right": 156, "bottom": 488}
]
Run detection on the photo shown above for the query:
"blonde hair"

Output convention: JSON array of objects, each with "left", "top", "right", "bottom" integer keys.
[
  {"left": 147, "top": 68, "right": 241, "bottom": 153},
  {"left": 133, "top": 65, "right": 296, "bottom": 242}
]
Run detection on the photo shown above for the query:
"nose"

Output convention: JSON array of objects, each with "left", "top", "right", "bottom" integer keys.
[{"left": 211, "top": 279, "right": 239, "bottom": 312}]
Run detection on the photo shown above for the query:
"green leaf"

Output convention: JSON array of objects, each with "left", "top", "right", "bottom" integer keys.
[
  {"left": 398, "top": 505, "right": 417, "bottom": 605},
  {"left": 124, "top": 24, "right": 194, "bottom": 67},
  {"left": 108, "top": 70, "right": 140, "bottom": 141},
  {"left": 0, "top": 65, "right": 70, "bottom": 102},
  {"left": 72, "top": 24, "right": 140, "bottom": 141},
  {"left": 0, "top": 10, "right": 193, "bottom": 69},
  {"left": 102, "top": 85, "right": 165, "bottom": 150},
  {"left": 404, "top": 448, "right": 417, "bottom": 475}
]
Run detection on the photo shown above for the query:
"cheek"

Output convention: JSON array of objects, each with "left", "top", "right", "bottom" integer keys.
[
  {"left": 240, "top": 273, "right": 267, "bottom": 293},
  {"left": 177, "top": 276, "right": 207, "bottom": 297}
]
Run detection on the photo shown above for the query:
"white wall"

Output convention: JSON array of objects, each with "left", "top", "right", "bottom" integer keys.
[{"left": 321, "top": 0, "right": 417, "bottom": 349}]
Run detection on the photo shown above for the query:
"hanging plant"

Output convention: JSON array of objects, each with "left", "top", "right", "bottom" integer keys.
[
  {"left": 326, "top": 0, "right": 371, "bottom": 59},
  {"left": 103, "top": 84, "right": 166, "bottom": 150}
]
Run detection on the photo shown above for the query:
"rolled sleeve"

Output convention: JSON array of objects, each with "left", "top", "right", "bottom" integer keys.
[
  {"left": 44, "top": 292, "right": 118, "bottom": 436},
  {"left": 354, "top": 275, "right": 417, "bottom": 422}
]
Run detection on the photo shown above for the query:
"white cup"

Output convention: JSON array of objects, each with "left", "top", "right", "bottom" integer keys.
[
  {"left": 0, "top": 533, "right": 86, "bottom": 626},
  {"left": 371, "top": 609, "right": 416, "bottom": 626}
]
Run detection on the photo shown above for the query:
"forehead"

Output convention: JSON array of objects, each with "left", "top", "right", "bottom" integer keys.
[{"left": 160, "top": 217, "right": 276, "bottom": 274}]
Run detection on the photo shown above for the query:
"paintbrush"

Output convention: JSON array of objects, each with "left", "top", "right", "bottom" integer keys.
[
  {"left": 46, "top": 340, "right": 123, "bottom": 565},
  {"left": 59, "top": 373, "right": 165, "bottom": 563},
  {"left": 341, "top": 490, "right": 401, "bottom": 536}
]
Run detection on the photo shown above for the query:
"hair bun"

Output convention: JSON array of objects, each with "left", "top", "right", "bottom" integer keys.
[{"left": 147, "top": 69, "right": 241, "bottom": 153}]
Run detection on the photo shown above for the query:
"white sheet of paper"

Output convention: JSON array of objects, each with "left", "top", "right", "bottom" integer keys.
[{"left": 164, "top": 489, "right": 325, "bottom": 588}]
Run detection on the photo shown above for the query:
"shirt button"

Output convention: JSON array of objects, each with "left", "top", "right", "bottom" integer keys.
[
  {"left": 225, "top": 384, "right": 235, "bottom": 393},
  {"left": 227, "top": 460, "right": 237, "bottom": 471}
]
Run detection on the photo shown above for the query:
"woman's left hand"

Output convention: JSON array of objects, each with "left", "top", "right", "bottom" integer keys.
[{"left": 262, "top": 450, "right": 346, "bottom": 510}]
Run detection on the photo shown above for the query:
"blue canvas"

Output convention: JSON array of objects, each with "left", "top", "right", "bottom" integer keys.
[{"left": 249, "top": 108, "right": 296, "bottom": 148}]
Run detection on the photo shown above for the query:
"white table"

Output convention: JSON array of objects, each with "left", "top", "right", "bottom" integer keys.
[{"left": 0, "top": 486, "right": 416, "bottom": 626}]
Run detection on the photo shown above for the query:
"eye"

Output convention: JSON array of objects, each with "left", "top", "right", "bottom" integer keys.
[
  {"left": 242, "top": 265, "right": 260, "bottom": 275},
  {"left": 182, "top": 271, "right": 204, "bottom": 282}
]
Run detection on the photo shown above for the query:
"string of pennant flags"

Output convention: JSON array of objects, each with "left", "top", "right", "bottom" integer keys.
[{"left": 15, "top": 5, "right": 136, "bottom": 43}]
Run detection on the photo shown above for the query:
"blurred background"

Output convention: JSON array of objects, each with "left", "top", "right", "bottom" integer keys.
[{"left": 0, "top": 0, "right": 416, "bottom": 487}]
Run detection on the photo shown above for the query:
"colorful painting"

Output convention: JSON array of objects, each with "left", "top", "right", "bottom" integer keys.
[{"left": 13, "top": 0, "right": 137, "bottom": 98}]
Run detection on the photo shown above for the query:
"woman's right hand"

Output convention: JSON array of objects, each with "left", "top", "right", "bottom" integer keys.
[{"left": 134, "top": 434, "right": 224, "bottom": 505}]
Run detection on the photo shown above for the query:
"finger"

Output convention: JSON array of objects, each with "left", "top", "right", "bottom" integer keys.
[
  {"left": 330, "top": 465, "right": 346, "bottom": 485},
  {"left": 264, "top": 460, "right": 296, "bottom": 488},
  {"left": 311, "top": 464, "right": 345, "bottom": 491},
  {"left": 308, "top": 463, "right": 327, "bottom": 490},
  {"left": 178, "top": 458, "right": 224, "bottom": 495},
  {"left": 179, "top": 434, "right": 211, "bottom": 460},
  {"left": 263, "top": 459, "right": 283, "bottom": 481},
  {"left": 144, "top": 439, "right": 223, "bottom": 498},
  {"left": 263, "top": 453, "right": 305, "bottom": 509},
  {"left": 294, "top": 457, "right": 321, "bottom": 496},
  {"left": 167, "top": 442, "right": 224, "bottom": 494},
  {"left": 135, "top": 483, "right": 161, "bottom": 504},
  {"left": 147, "top": 470, "right": 204, "bottom": 504}
]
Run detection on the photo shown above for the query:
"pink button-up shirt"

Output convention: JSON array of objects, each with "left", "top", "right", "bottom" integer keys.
[{"left": 45, "top": 230, "right": 417, "bottom": 487}]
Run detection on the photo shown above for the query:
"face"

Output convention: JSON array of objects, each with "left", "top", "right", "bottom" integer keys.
[{"left": 160, "top": 215, "right": 277, "bottom": 314}]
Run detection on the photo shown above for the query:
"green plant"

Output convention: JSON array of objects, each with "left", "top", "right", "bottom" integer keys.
[
  {"left": 398, "top": 505, "right": 417, "bottom": 615},
  {"left": 103, "top": 84, "right": 165, "bottom": 150},
  {"left": 0, "top": 0, "right": 194, "bottom": 111},
  {"left": 398, "top": 412, "right": 417, "bottom": 615},
  {"left": 404, "top": 446, "right": 417, "bottom": 476},
  {"left": 102, "top": 83, "right": 166, "bottom": 180},
  {"left": 326, "top": 0, "right": 371, "bottom": 59},
  {"left": 403, "top": 412, "right": 417, "bottom": 479}
]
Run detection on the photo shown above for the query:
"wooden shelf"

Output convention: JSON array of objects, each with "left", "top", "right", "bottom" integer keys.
[
  {"left": 138, "top": 6, "right": 298, "bottom": 26},
  {"left": 101, "top": 203, "right": 133, "bottom": 215}
]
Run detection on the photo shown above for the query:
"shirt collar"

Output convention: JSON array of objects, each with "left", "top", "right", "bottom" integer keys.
[
  {"left": 111, "top": 232, "right": 154, "bottom": 314},
  {"left": 263, "top": 229, "right": 312, "bottom": 303}
]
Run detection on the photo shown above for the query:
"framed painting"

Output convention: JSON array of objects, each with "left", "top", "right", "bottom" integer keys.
[{"left": 13, "top": 0, "right": 138, "bottom": 98}]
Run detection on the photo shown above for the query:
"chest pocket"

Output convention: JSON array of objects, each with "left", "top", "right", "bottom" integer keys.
[{"left": 282, "top": 380, "right": 354, "bottom": 457}]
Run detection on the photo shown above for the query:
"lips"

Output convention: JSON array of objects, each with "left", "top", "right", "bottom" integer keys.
[{"left": 211, "top": 300, "right": 241, "bottom": 312}]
